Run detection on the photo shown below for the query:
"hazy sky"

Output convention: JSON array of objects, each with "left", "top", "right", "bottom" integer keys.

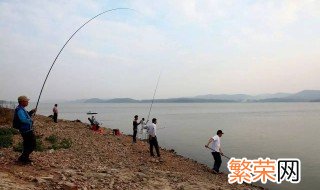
[{"left": 1, "top": 0, "right": 320, "bottom": 101}]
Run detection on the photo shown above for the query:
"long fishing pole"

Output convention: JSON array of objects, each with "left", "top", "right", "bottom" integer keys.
[
  {"left": 35, "top": 8, "right": 137, "bottom": 114},
  {"left": 146, "top": 70, "right": 162, "bottom": 122},
  {"left": 205, "top": 146, "right": 231, "bottom": 160}
]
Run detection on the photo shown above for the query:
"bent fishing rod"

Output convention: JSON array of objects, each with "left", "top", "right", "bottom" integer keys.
[
  {"left": 205, "top": 146, "right": 231, "bottom": 160},
  {"left": 34, "top": 8, "right": 137, "bottom": 114},
  {"left": 146, "top": 70, "right": 162, "bottom": 123}
]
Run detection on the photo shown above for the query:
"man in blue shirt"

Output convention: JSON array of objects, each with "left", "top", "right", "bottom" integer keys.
[{"left": 13, "top": 95, "right": 36, "bottom": 164}]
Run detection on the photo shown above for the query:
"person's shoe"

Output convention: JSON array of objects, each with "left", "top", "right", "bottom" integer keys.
[
  {"left": 17, "top": 159, "right": 31, "bottom": 165},
  {"left": 26, "top": 158, "right": 33, "bottom": 163},
  {"left": 211, "top": 169, "right": 218, "bottom": 174}
]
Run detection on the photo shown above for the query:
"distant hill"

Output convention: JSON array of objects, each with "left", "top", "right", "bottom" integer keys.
[
  {"left": 66, "top": 99, "right": 88, "bottom": 103},
  {"left": 106, "top": 98, "right": 139, "bottom": 103},
  {"left": 284, "top": 90, "right": 320, "bottom": 101},
  {"left": 84, "top": 98, "right": 106, "bottom": 103},
  {"left": 84, "top": 98, "right": 139, "bottom": 103},
  {"left": 194, "top": 93, "right": 293, "bottom": 101},
  {"left": 253, "top": 93, "right": 292, "bottom": 100},
  {"left": 194, "top": 94, "right": 252, "bottom": 101},
  {"left": 75, "top": 90, "right": 320, "bottom": 103},
  {"left": 143, "top": 98, "right": 235, "bottom": 103},
  {"left": 256, "top": 98, "right": 303, "bottom": 102},
  {"left": 83, "top": 98, "right": 234, "bottom": 103},
  {"left": 194, "top": 90, "right": 320, "bottom": 102}
]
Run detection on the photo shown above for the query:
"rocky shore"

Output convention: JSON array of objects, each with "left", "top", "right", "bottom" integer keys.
[{"left": 0, "top": 110, "right": 264, "bottom": 190}]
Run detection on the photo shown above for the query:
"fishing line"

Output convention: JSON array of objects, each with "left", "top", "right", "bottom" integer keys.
[
  {"left": 146, "top": 69, "right": 162, "bottom": 123},
  {"left": 35, "top": 8, "right": 137, "bottom": 114}
]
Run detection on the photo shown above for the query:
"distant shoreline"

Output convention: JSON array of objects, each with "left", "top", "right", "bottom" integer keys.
[{"left": 3, "top": 89, "right": 320, "bottom": 103}]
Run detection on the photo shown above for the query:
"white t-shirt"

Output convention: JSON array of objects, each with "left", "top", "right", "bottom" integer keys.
[
  {"left": 53, "top": 106, "right": 58, "bottom": 113},
  {"left": 140, "top": 120, "right": 146, "bottom": 129},
  {"left": 147, "top": 123, "right": 157, "bottom": 137},
  {"left": 211, "top": 135, "right": 221, "bottom": 152}
]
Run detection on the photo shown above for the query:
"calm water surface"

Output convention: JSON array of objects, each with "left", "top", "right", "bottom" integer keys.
[{"left": 32, "top": 102, "right": 320, "bottom": 190}]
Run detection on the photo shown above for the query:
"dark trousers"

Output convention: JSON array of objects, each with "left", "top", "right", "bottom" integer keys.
[
  {"left": 212, "top": 152, "right": 222, "bottom": 172},
  {"left": 19, "top": 131, "right": 36, "bottom": 162},
  {"left": 133, "top": 129, "right": 137, "bottom": 143},
  {"left": 149, "top": 136, "right": 160, "bottom": 157},
  {"left": 53, "top": 113, "right": 58, "bottom": 123}
]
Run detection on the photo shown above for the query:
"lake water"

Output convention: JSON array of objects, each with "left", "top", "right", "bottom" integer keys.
[{"left": 31, "top": 102, "right": 320, "bottom": 190}]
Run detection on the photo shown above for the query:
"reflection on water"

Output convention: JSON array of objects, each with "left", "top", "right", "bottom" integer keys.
[{"left": 33, "top": 102, "right": 320, "bottom": 190}]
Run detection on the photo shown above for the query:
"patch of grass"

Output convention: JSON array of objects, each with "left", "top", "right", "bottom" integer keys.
[
  {"left": 0, "top": 134, "right": 13, "bottom": 148},
  {"left": 0, "top": 127, "right": 18, "bottom": 136},
  {"left": 13, "top": 142, "right": 23, "bottom": 152},
  {"left": 46, "top": 134, "right": 72, "bottom": 150},
  {"left": 12, "top": 133, "right": 72, "bottom": 152},
  {"left": 59, "top": 138, "right": 72, "bottom": 149},
  {"left": 45, "top": 135, "right": 58, "bottom": 144},
  {"left": 13, "top": 137, "right": 45, "bottom": 152},
  {"left": 49, "top": 143, "right": 59, "bottom": 150},
  {"left": 35, "top": 136, "right": 44, "bottom": 152},
  {"left": 0, "top": 127, "right": 18, "bottom": 148}
]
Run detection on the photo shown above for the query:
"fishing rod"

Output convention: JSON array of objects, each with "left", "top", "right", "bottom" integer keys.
[
  {"left": 146, "top": 69, "right": 162, "bottom": 123},
  {"left": 35, "top": 8, "right": 137, "bottom": 114},
  {"left": 204, "top": 146, "right": 231, "bottom": 160}
]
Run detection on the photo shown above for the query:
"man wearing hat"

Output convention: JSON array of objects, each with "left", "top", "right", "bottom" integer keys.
[
  {"left": 205, "top": 130, "right": 224, "bottom": 174},
  {"left": 13, "top": 95, "right": 37, "bottom": 164}
]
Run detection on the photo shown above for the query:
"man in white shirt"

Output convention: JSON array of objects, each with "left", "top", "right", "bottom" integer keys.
[
  {"left": 205, "top": 130, "right": 224, "bottom": 174},
  {"left": 147, "top": 118, "right": 160, "bottom": 157},
  {"left": 52, "top": 104, "right": 58, "bottom": 123},
  {"left": 139, "top": 118, "right": 147, "bottom": 140}
]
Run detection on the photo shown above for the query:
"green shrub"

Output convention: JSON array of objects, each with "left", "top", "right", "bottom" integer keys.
[
  {"left": 13, "top": 138, "right": 45, "bottom": 152},
  {"left": 0, "top": 128, "right": 18, "bottom": 136},
  {"left": 0, "top": 128, "right": 17, "bottom": 148},
  {"left": 12, "top": 133, "right": 72, "bottom": 151},
  {"left": 45, "top": 135, "right": 58, "bottom": 144},
  {"left": 46, "top": 135, "right": 72, "bottom": 150},
  {"left": 35, "top": 137, "right": 44, "bottom": 152},
  {"left": 48, "top": 143, "right": 59, "bottom": 150},
  {"left": 59, "top": 138, "right": 72, "bottom": 149},
  {"left": 10, "top": 128, "right": 19, "bottom": 135},
  {"left": 0, "top": 135, "right": 13, "bottom": 148},
  {"left": 13, "top": 142, "right": 23, "bottom": 152}
]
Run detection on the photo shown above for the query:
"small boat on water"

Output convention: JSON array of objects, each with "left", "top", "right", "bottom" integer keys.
[{"left": 87, "top": 111, "right": 98, "bottom": 115}]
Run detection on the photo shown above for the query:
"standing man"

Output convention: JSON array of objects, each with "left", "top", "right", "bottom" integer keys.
[
  {"left": 139, "top": 118, "right": 147, "bottom": 140},
  {"left": 147, "top": 118, "right": 160, "bottom": 157},
  {"left": 205, "top": 130, "right": 224, "bottom": 174},
  {"left": 132, "top": 115, "right": 141, "bottom": 143},
  {"left": 13, "top": 96, "right": 37, "bottom": 164},
  {"left": 52, "top": 104, "right": 58, "bottom": 123}
]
